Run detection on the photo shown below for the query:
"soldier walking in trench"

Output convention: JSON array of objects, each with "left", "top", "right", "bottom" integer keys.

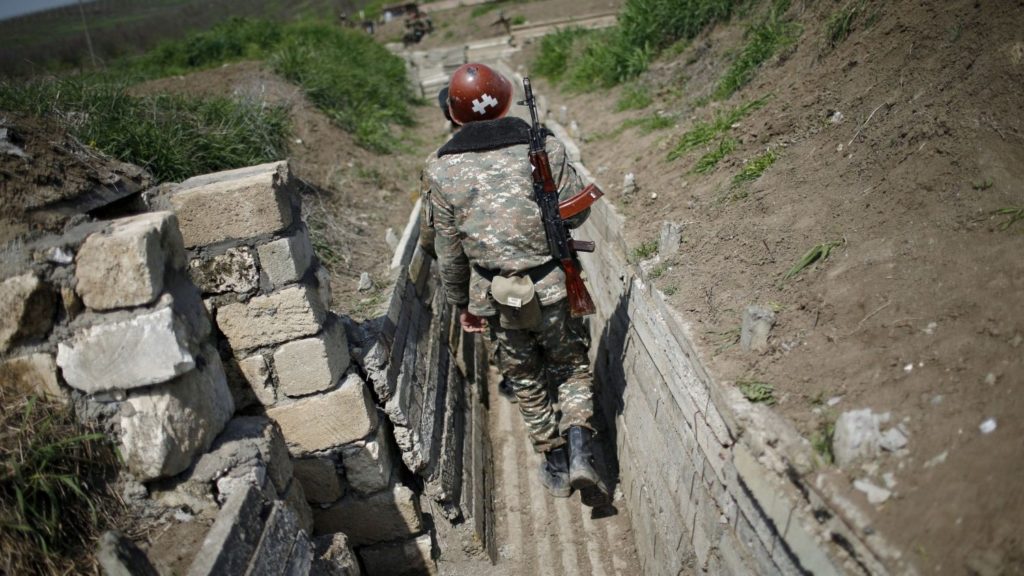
[{"left": 422, "top": 63, "right": 606, "bottom": 503}]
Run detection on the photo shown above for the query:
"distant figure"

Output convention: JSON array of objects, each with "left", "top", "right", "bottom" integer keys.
[{"left": 491, "top": 10, "right": 512, "bottom": 36}]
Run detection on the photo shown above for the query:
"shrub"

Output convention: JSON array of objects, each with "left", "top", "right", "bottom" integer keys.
[{"left": 713, "top": 1, "right": 800, "bottom": 100}]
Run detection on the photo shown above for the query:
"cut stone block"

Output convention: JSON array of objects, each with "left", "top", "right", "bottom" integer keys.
[
  {"left": 191, "top": 416, "right": 293, "bottom": 495},
  {"left": 0, "top": 272, "right": 55, "bottom": 352},
  {"left": 359, "top": 534, "right": 434, "bottom": 576},
  {"left": 293, "top": 457, "right": 344, "bottom": 504},
  {"left": 267, "top": 372, "right": 378, "bottom": 455},
  {"left": 284, "top": 530, "right": 314, "bottom": 576},
  {"left": 171, "top": 161, "right": 293, "bottom": 248},
  {"left": 247, "top": 501, "right": 300, "bottom": 576},
  {"left": 238, "top": 354, "right": 277, "bottom": 406},
  {"left": 75, "top": 212, "right": 186, "bottom": 311},
  {"left": 0, "top": 353, "right": 63, "bottom": 399},
  {"left": 187, "top": 483, "right": 266, "bottom": 576},
  {"left": 57, "top": 304, "right": 196, "bottom": 393},
  {"left": 189, "top": 247, "right": 258, "bottom": 295},
  {"left": 119, "top": 350, "right": 234, "bottom": 481},
  {"left": 284, "top": 479, "right": 314, "bottom": 535},
  {"left": 273, "top": 320, "right": 350, "bottom": 398},
  {"left": 257, "top": 229, "right": 313, "bottom": 289},
  {"left": 216, "top": 285, "right": 325, "bottom": 352},
  {"left": 312, "top": 484, "right": 423, "bottom": 546},
  {"left": 314, "top": 265, "right": 332, "bottom": 311},
  {"left": 313, "top": 533, "right": 361, "bottom": 576},
  {"left": 342, "top": 423, "right": 395, "bottom": 495}
]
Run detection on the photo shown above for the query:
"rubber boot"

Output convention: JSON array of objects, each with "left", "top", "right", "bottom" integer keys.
[
  {"left": 539, "top": 446, "right": 571, "bottom": 498},
  {"left": 569, "top": 426, "right": 611, "bottom": 507}
]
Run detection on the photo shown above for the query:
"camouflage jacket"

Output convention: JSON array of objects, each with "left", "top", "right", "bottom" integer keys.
[{"left": 423, "top": 117, "right": 587, "bottom": 316}]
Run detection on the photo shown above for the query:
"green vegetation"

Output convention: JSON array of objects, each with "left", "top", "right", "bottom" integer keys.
[
  {"left": 810, "top": 418, "right": 836, "bottom": 465},
  {"left": 737, "top": 379, "right": 776, "bottom": 405},
  {"left": 732, "top": 148, "right": 778, "bottom": 185},
  {"left": 712, "top": 1, "right": 800, "bottom": 100},
  {"left": 533, "top": 0, "right": 735, "bottom": 90},
  {"left": 630, "top": 239, "right": 659, "bottom": 262},
  {"left": 470, "top": 0, "right": 527, "bottom": 18},
  {"left": 972, "top": 178, "right": 994, "bottom": 190},
  {"left": 532, "top": 27, "right": 591, "bottom": 83},
  {"left": 783, "top": 239, "right": 844, "bottom": 279},
  {"left": 0, "top": 389, "right": 120, "bottom": 574},
  {"left": 824, "top": 0, "right": 867, "bottom": 50},
  {"left": 712, "top": 327, "right": 741, "bottom": 355},
  {"left": 993, "top": 207, "right": 1024, "bottom": 231},
  {"left": 591, "top": 113, "right": 676, "bottom": 141},
  {"left": 667, "top": 96, "right": 768, "bottom": 161},
  {"left": 616, "top": 84, "right": 653, "bottom": 111},
  {"left": 0, "top": 77, "right": 290, "bottom": 182},
  {"left": 693, "top": 137, "right": 737, "bottom": 173},
  {"left": 648, "top": 262, "right": 670, "bottom": 278},
  {"left": 511, "top": 15, "right": 527, "bottom": 26}
]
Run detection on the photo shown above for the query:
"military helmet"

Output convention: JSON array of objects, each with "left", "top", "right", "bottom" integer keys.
[{"left": 446, "top": 63, "right": 513, "bottom": 125}]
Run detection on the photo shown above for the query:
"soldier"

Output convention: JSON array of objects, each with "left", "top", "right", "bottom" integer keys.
[{"left": 423, "top": 63, "right": 603, "bottom": 503}]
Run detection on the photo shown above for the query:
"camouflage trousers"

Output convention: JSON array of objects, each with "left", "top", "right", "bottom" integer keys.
[{"left": 491, "top": 299, "right": 594, "bottom": 453}]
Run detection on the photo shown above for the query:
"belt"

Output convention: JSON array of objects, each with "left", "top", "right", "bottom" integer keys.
[{"left": 472, "top": 259, "right": 560, "bottom": 283}]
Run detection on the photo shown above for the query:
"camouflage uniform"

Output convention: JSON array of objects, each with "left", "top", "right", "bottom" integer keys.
[{"left": 424, "top": 117, "right": 594, "bottom": 453}]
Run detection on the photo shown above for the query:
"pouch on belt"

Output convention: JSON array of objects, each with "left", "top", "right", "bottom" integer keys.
[{"left": 490, "top": 274, "right": 542, "bottom": 330}]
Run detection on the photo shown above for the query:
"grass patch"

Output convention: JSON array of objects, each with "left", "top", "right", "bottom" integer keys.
[
  {"left": 711, "top": 327, "right": 741, "bottom": 355},
  {"left": 630, "top": 239, "right": 659, "bottom": 262},
  {"left": 993, "top": 207, "right": 1024, "bottom": 230},
  {"left": 534, "top": 0, "right": 735, "bottom": 90},
  {"left": 783, "top": 239, "right": 844, "bottom": 279},
  {"left": 713, "top": 0, "right": 800, "bottom": 100},
  {"left": 972, "top": 178, "right": 994, "bottom": 190},
  {"left": 511, "top": 15, "right": 527, "bottom": 26},
  {"left": 532, "top": 27, "right": 592, "bottom": 83},
  {"left": 0, "top": 388, "right": 121, "bottom": 574},
  {"left": 616, "top": 84, "right": 653, "bottom": 111},
  {"left": 824, "top": 0, "right": 866, "bottom": 50},
  {"left": 590, "top": 113, "right": 676, "bottom": 141},
  {"left": 810, "top": 418, "right": 836, "bottom": 465},
  {"left": 732, "top": 148, "right": 778, "bottom": 185},
  {"left": 649, "top": 262, "right": 670, "bottom": 278},
  {"left": 693, "top": 137, "right": 738, "bottom": 173},
  {"left": 667, "top": 96, "right": 768, "bottom": 161},
  {"left": 737, "top": 379, "right": 775, "bottom": 405},
  {"left": 470, "top": 0, "right": 526, "bottom": 18},
  {"left": 0, "top": 77, "right": 290, "bottom": 182}
]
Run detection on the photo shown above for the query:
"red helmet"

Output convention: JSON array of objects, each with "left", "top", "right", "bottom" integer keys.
[{"left": 447, "top": 63, "right": 513, "bottom": 125}]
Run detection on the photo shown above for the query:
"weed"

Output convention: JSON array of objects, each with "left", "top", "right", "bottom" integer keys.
[
  {"left": 972, "top": 178, "right": 994, "bottom": 190},
  {"left": 667, "top": 96, "right": 768, "bottom": 161},
  {"left": 783, "top": 239, "right": 844, "bottom": 279},
  {"left": 732, "top": 148, "right": 778, "bottom": 185},
  {"left": 649, "top": 262, "right": 669, "bottom": 278},
  {"left": 533, "top": 27, "right": 591, "bottom": 83},
  {"left": 810, "top": 418, "right": 836, "bottom": 465},
  {"left": 0, "top": 388, "right": 120, "bottom": 574},
  {"left": 993, "top": 207, "right": 1024, "bottom": 230},
  {"left": 511, "top": 15, "right": 527, "bottom": 26},
  {"left": 947, "top": 23, "right": 963, "bottom": 43},
  {"left": 713, "top": 0, "right": 800, "bottom": 100},
  {"left": 711, "top": 327, "right": 740, "bottom": 355},
  {"left": 662, "top": 285, "right": 679, "bottom": 296},
  {"left": 630, "top": 239, "right": 659, "bottom": 262},
  {"left": 0, "top": 77, "right": 290, "bottom": 182},
  {"left": 616, "top": 84, "right": 653, "bottom": 111},
  {"left": 824, "top": 0, "right": 866, "bottom": 50},
  {"left": 737, "top": 379, "right": 776, "bottom": 405},
  {"left": 623, "top": 113, "right": 676, "bottom": 134},
  {"left": 693, "top": 137, "right": 738, "bottom": 174}
]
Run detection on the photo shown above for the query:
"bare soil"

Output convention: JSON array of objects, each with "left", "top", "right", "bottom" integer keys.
[{"left": 512, "top": 0, "right": 1024, "bottom": 572}]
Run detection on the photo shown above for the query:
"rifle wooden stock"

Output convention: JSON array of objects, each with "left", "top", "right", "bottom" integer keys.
[
  {"left": 561, "top": 258, "right": 596, "bottom": 317},
  {"left": 558, "top": 183, "right": 603, "bottom": 220}
]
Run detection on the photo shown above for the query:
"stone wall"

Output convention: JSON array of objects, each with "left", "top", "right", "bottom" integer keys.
[{"left": 543, "top": 122, "right": 914, "bottom": 574}]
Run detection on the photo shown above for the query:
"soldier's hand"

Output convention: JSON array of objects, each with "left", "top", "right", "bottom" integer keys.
[{"left": 460, "top": 309, "right": 488, "bottom": 333}]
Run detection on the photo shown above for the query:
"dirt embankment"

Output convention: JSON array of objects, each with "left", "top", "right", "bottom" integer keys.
[{"left": 514, "top": 0, "right": 1023, "bottom": 572}]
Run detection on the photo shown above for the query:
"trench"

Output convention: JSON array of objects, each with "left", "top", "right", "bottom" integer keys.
[{"left": 390, "top": 41, "right": 916, "bottom": 575}]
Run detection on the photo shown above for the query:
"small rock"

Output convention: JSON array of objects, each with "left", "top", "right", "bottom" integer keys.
[
  {"left": 984, "top": 373, "right": 997, "bottom": 386},
  {"left": 45, "top": 246, "right": 75, "bottom": 265},
  {"left": 385, "top": 227, "right": 399, "bottom": 252},
  {"left": 96, "top": 531, "right": 159, "bottom": 576},
  {"left": 853, "top": 478, "right": 891, "bottom": 504},
  {"left": 923, "top": 321, "right": 937, "bottom": 335},
  {"left": 569, "top": 120, "right": 580, "bottom": 139},
  {"left": 880, "top": 427, "right": 908, "bottom": 451},
  {"left": 923, "top": 450, "right": 948, "bottom": 468},
  {"left": 357, "top": 272, "right": 373, "bottom": 292},
  {"left": 979, "top": 418, "right": 997, "bottom": 434},
  {"left": 826, "top": 395, "right": 843, "bottom": 407},
  {"left": 622, "top": 173, "right": 636, "bottom": 196},
  {"left": 832, "top": 408, "right": 889, "bottom": 466},
  {"left": 558, "top": 105, "right": 568, "bottom": 124},
  {"left": 658, "top": 222, "right": 683, "bottom": 258},
  {"left": 828, "top": 110, "right": 844, "bottom": 124},
  {"left": 650, "top": 192, "right": 658, "bottom": 199},
  {"left": 173, "top": 508, "right": 194, "bottom": 523},
  {"left": 740, "top": 305, "right": 776, "bottom": 353},
  {"left": 1010, "top": 334, "right": 1022, "bottom": 347},
  {"left": 882, "top": 472, "right": 897, "bottom": 489},
  {"left": 903, "top": 363, "right": 914, "bottom": 373},
  {"left": 930, "top": 394, "right": 944, "bottom": 405}
]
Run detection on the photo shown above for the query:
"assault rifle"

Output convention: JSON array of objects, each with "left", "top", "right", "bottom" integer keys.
[{"left": 521, "top": 77, "right": 602, "bottom": 317}]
